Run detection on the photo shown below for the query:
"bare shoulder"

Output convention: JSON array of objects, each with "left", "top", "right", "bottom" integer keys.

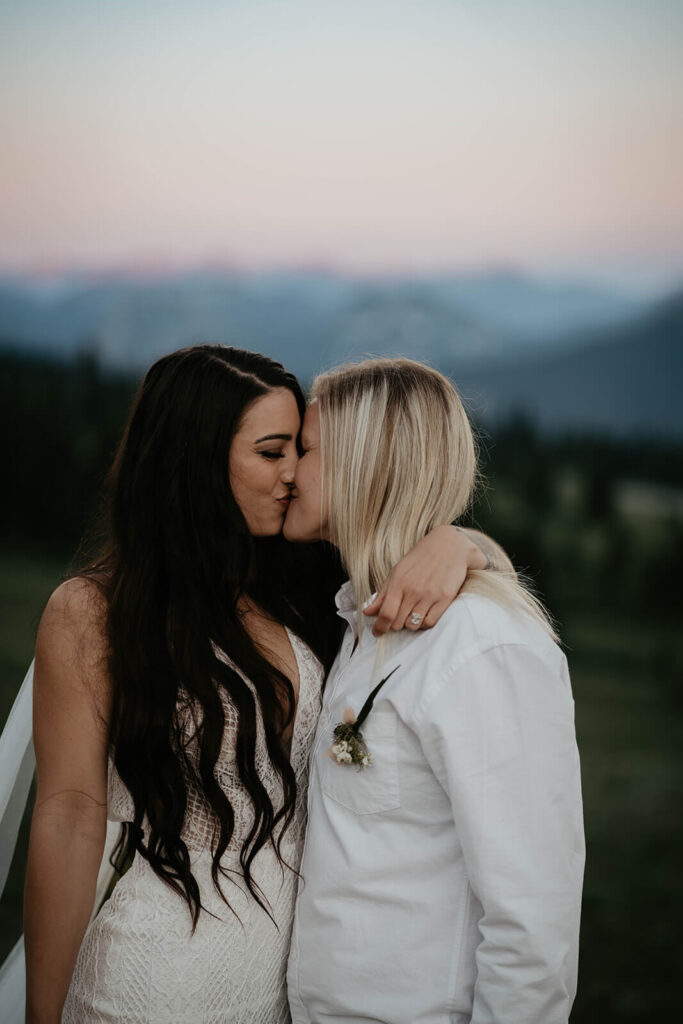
[
  {"left": 36, "top": 577, "right": 111, "bottom": 704},
  {"left": 461, "top": 527, "right": 515, "bottom": 575},
  {"left": 39, "top": 576, "right": 108, "bottom": 651},
  {"left": 33, "top": 578, "right": 112, "bottom": 803}
]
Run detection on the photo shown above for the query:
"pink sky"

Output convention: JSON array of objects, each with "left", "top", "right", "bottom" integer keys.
[{"left": 1, "top": 0, "right": 682, "bottom": 282}]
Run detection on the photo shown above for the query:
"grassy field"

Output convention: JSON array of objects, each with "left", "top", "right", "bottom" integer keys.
[
  {"left": 566, "top": 614, "right": 683, "bottom": 1019},
  {"left": 1, "top": 548, "right": 681, "bottom": 1021}
]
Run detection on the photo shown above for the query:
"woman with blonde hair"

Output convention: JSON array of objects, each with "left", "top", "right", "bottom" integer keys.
[{"left": 284, "top": 357, "right": 585, "bottom": 1024}]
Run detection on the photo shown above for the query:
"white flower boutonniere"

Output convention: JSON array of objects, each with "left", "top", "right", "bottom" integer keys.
[{"left": 326, "top": 665, "right": 400, "bottom": 769}]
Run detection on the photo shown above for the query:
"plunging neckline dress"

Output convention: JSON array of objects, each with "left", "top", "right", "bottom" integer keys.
[{"left": 62, "top": 630, "right": 324, "bottom": 1024}]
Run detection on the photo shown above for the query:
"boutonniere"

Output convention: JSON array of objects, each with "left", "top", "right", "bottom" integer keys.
[{"left": 326, "top": 665, "right": 400, "bottom": 769}]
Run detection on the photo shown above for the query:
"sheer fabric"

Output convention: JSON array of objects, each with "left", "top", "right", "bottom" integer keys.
[
  {"left": 0, "top": 663, "right": 34, "bottom": 1024},
  {"left": 0, "top": 666, "right": 134, "bottom": 1023},
  {"left": 0, "top": 663, "right": 34, "bottom": 896}
]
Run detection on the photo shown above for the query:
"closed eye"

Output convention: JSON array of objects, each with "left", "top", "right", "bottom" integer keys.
[{"left": 260, "top": 451, "right": 285, "bottom": 460}]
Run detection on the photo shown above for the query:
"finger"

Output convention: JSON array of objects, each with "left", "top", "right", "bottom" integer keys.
[
  {"left": 404, "top": 600, "right": 432, "bottom": 632},
  {"left": 422, "top": 598, "right": 451, "bottom": 629},
  {"left": 362, "top": 587, "right": 386, "bottom": 617},
  {"left": 387, "top": 594, "right": 418, "bottom": 632},
  {"left": 370, "top": 591, "right": 403, "bottom": 636}
]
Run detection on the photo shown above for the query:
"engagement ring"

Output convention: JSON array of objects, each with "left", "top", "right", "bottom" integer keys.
[{"left": 409, "top": 612, "right": 423, "bottom": 625}]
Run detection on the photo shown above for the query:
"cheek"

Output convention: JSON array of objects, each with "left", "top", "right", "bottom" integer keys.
[
  {"left": 320, "top": 481, "right": 328, "bottom": 524},
  {"left": 228, "top": 465, "right": 247, "bottom": 510},
  {"left": 230, "top": 458, "right": 276, "bottom": 517},
  {"left": 302, "top": 467, "right": 323, "bottom": 519},
  {"left": 295, "top": 465, "right": 312, "bottom": 504}
]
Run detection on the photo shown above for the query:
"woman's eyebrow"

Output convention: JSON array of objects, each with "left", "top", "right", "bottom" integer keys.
[{"left": 254, "top": 433, "right": 293, "bottom": 443}]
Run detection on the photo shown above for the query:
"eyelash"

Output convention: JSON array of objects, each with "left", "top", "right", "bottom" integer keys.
[{"left": 260, "top": 451, "right": 285, "bottom": 460}]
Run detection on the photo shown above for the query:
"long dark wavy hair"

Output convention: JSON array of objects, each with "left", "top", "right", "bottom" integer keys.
[{"left": 80, "top": 345, "right": 342, "bottom": 926}]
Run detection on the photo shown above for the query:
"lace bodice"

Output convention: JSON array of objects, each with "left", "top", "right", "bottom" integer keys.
[
  {"left": 107, "top": 629, "right": 322, "bottom": 857},
  {"left": 64, "top": 629, "right": 324, "bottom": 1024}
]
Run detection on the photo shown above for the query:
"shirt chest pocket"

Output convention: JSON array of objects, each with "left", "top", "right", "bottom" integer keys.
[{"left": 319, "top": 710, "right": 401, "bottom": 815}]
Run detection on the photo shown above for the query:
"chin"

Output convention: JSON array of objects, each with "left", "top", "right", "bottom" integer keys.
[
  {"left": 283, "top": 516, "right": 309, "bottom": 543},
  {"left": 282, "top": 521, "right": 298, "bottom": 542},
  {"left": 249, "top": 516, "right": 286, "bottom": 538}
]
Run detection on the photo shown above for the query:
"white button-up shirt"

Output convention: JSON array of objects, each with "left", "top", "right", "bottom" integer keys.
[{"left": 288, "top": 584, "right": 584, "bottom": 1024}]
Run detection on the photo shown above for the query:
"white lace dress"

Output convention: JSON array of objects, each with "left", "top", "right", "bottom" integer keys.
[{"left": 62, "top": 631, "right": 323, "bottom": 1024}]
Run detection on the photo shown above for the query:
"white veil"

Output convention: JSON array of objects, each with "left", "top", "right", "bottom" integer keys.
[
  {"left": 0, "top": 662, "right": 34, "bottom": 1020},
  {"left": 0, "top": 662, "right": 119, "bottom": 1022}
]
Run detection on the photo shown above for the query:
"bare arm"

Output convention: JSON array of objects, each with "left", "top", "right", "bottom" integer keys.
[
  {"left": 456, "top": 526, "right": 516, "bottom": 575},
  {"left": 24, "top": 580, "right": 111, "bottom": 1024},
  {"left": 364, "top": 525, "right": 514, "bottom": 636}
]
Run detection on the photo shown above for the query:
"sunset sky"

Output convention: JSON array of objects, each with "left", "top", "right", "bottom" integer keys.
[{"left": 1, "top": 0, "right": 682, "bottom": 285}]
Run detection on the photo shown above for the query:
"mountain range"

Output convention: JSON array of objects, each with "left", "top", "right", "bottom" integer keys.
[
  {"left": 455, "top": 289, "right": 683, "bottom": 438},
  {"left": 0, "top": 268, "right": 679, "bottom": 438}
]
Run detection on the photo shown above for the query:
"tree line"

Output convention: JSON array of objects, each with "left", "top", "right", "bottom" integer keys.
[{"left": 2, "top": 347, "right": 682, "bottom": 625}]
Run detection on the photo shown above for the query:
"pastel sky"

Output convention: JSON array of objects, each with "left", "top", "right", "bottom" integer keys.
[{"left": 1, "top": 0, "right": 682, "bottom": 282}]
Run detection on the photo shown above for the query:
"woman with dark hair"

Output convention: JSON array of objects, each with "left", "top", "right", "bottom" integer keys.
[{"left": 17, "top": 345, "right": 500, "bottom": 1024}]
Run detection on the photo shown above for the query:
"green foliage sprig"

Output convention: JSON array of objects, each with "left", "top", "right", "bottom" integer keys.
[{"left": 329, "top": 665, "right": 400, "bottom": 769}]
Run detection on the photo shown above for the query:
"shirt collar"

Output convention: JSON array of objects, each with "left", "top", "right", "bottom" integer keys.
[{"left": 334, "top": 581, "right": 379, "bottom": 642}]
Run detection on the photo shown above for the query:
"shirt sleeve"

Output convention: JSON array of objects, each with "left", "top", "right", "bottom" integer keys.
[{"left": 417, "top": 642, "right": 585, "bottom": 1024}]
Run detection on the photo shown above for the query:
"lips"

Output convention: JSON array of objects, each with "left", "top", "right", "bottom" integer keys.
[{"left": 277, "top": 496, "right": 291, "bottom": 507}]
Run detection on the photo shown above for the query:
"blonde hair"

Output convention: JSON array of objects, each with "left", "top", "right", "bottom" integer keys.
[{"left": 312, "top": 357, "right": 557, "bottom": 640}]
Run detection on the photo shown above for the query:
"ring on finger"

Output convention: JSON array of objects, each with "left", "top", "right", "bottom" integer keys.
[{"left": 409, "top": 611, "right": 423, "bottom": 626}]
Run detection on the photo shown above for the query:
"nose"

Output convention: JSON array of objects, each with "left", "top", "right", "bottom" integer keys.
[{"left": 281, "top": 449, "right": 297, "bottom": 485}]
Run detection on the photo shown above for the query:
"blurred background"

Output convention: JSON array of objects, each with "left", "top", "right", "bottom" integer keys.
[{"left": 1, "top": 1, "right": 682, "bottom": 1019}]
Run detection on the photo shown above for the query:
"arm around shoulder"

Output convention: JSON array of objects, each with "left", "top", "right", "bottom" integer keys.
[
  {"left": 456, "top": 526, "right": 516, "bottom": 574},
  {"left": 364, "top": 525, "right": 512, "bottom": 635},
  {"left": 24, "top": 578, "right": 112, "bottom": 1023}
]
